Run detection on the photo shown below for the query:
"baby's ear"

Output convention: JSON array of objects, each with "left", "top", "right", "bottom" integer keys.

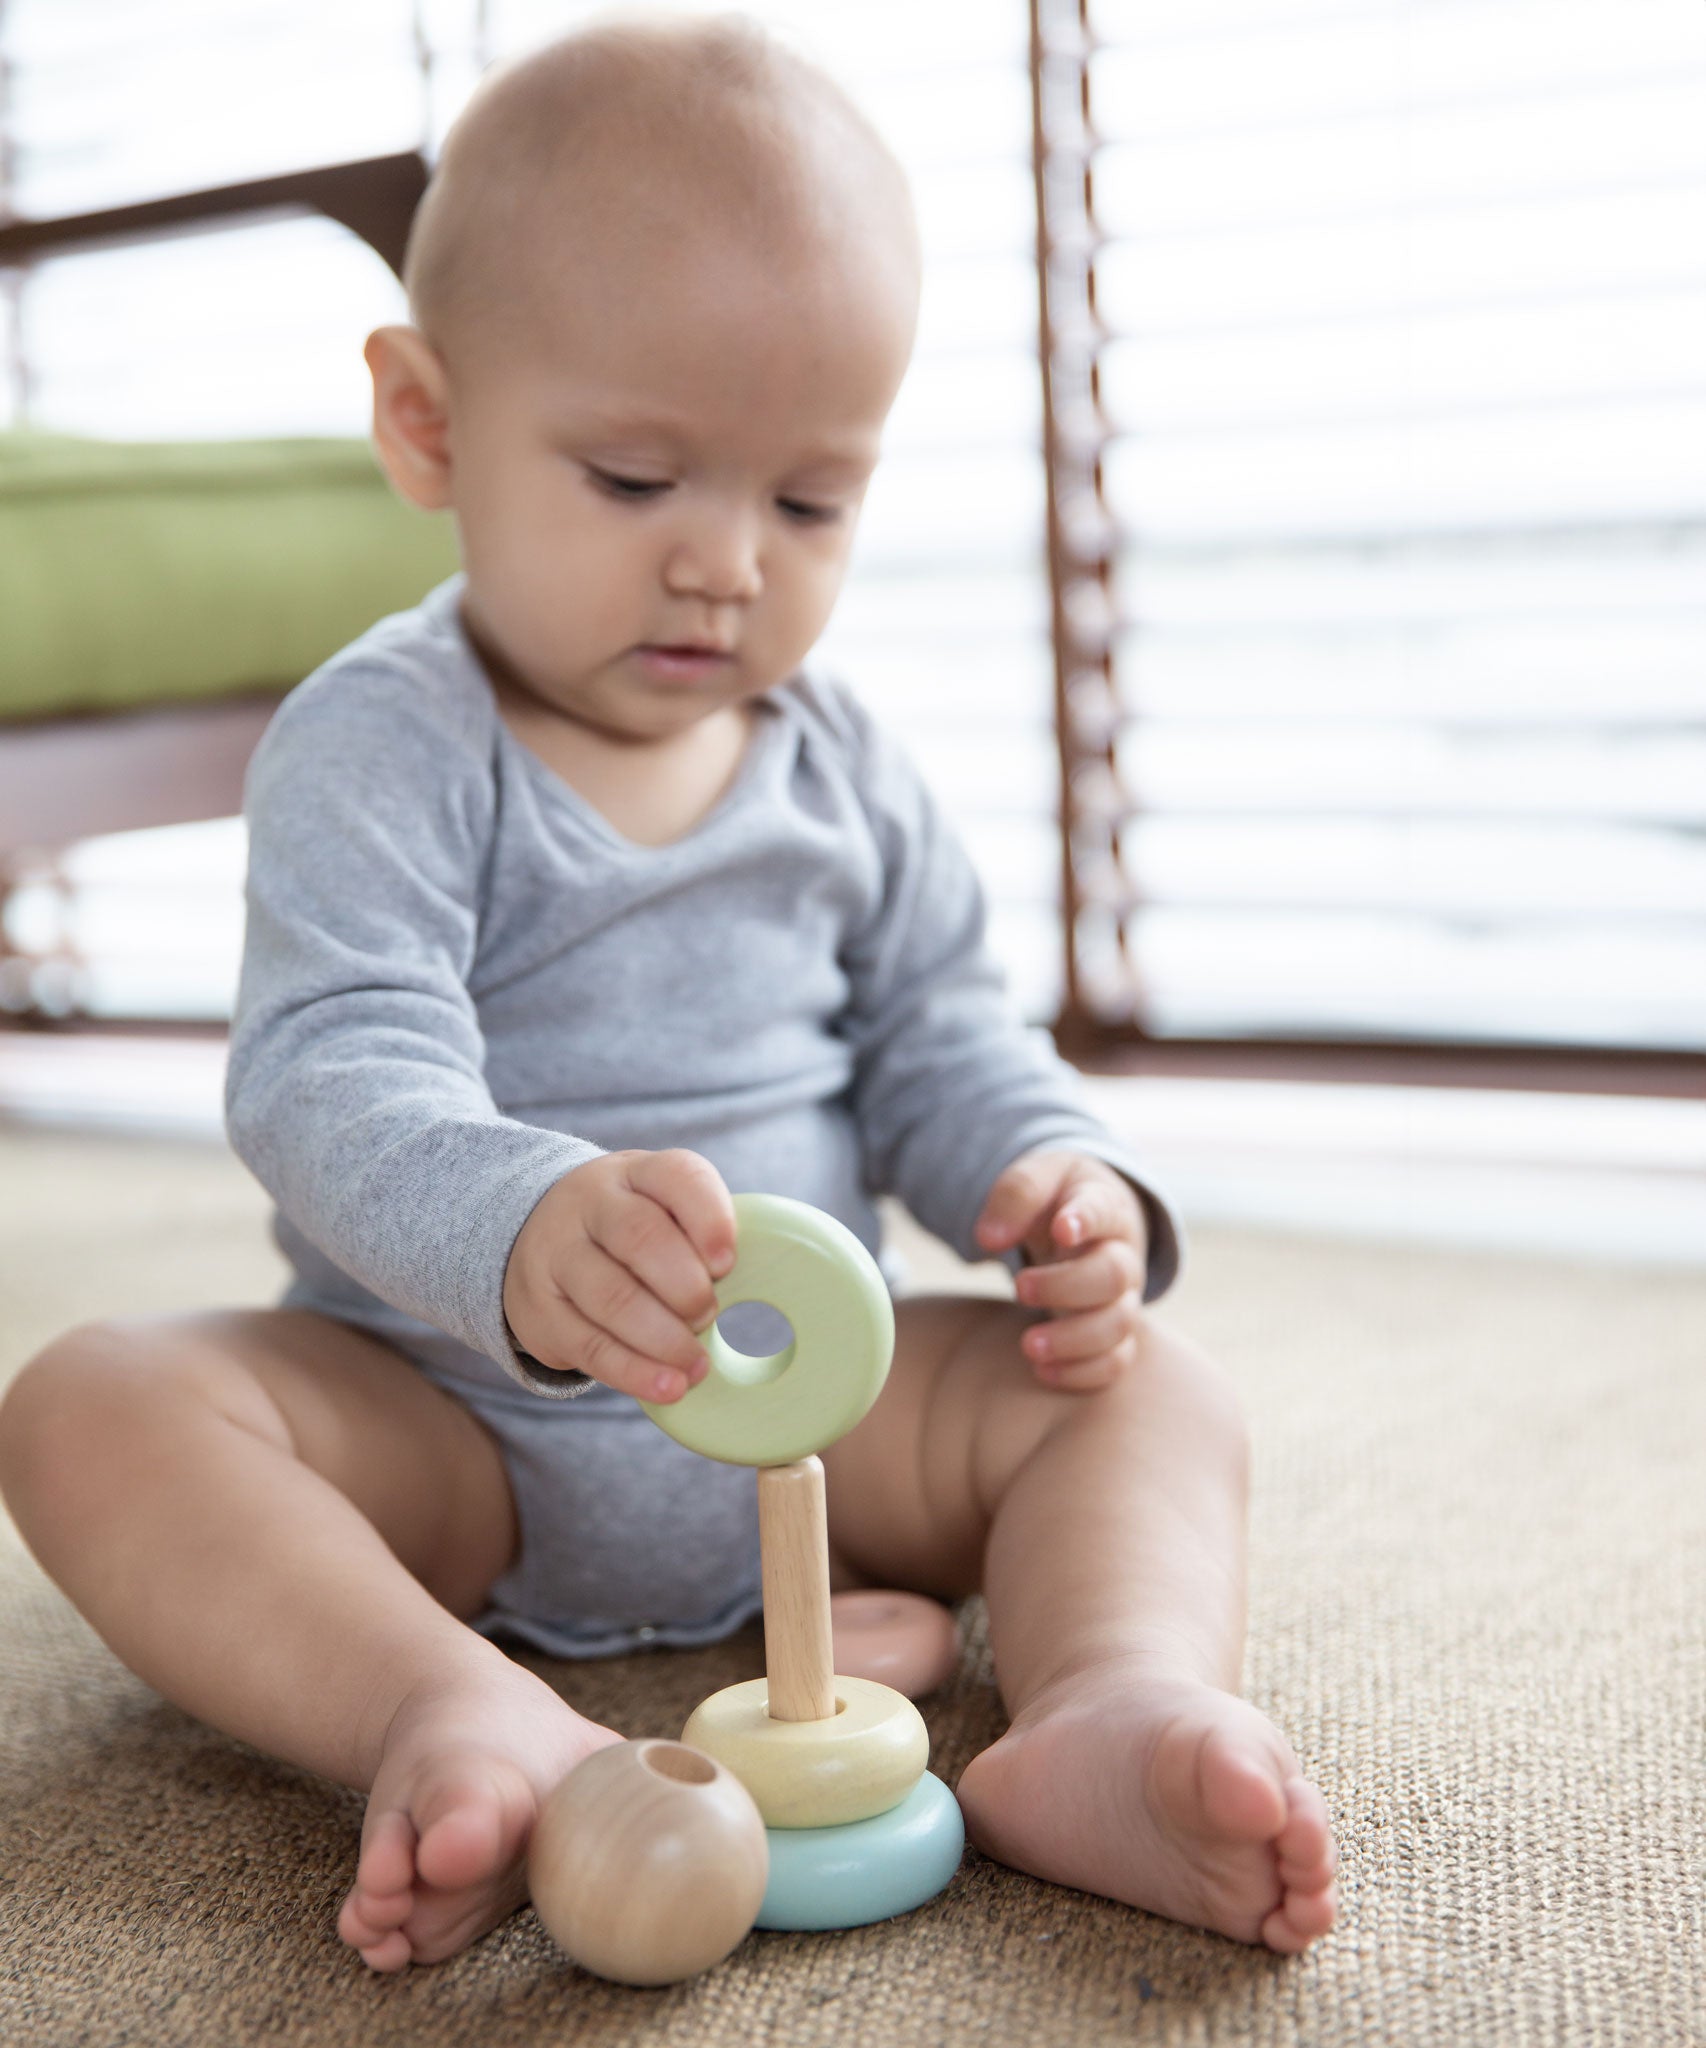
[{"left": 364, "top": 325, "right": 454, "bottom": 512}]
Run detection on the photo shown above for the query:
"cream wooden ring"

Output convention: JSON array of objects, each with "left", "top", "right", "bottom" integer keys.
[{"left": 681, "top": 1675, "right": 928, "bottom": 1830}]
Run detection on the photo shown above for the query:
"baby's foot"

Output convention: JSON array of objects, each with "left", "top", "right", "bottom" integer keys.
[
  {"left": 955, "top": 1663, "right": 1337, "bottom": 1951},
  {"left": 336, "top": 1657, "right": 619, "bottom": 1971}
]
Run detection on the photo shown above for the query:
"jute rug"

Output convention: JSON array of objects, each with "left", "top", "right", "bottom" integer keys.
[{"left": 1, "top": 1127, "right": 1702, "bottom": 2047}]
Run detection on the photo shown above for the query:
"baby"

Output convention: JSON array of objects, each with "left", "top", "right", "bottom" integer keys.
[{"left": 0, "top": 16, "right": 1336, "bottom": 1970}]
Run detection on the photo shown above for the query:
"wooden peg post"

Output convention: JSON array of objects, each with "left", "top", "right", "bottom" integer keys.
[{"left": 757, "top": 1457, "right": 837, "bottom": 1722}]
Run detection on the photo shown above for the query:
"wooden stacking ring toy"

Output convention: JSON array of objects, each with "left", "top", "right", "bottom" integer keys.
[
  {"left": 639, "top": 1192, "right": 894, "bottom": 1467},
  {"left": 527, "top": 1739, "right": 768, "bottom": 1986},
  {"left": 830, "top": 1589, "right": 960, "bottom": 1699},
  {"left": 682, "top": 1673, "right": 928, "bottom": 1828},
  {"left": 610, "top": 1192, "right": 962, "bottom": 1955}
]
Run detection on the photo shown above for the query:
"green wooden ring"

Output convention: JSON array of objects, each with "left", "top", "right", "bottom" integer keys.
[{"left": 639, "top": 1193, "right": 894, "bottom": 1467}]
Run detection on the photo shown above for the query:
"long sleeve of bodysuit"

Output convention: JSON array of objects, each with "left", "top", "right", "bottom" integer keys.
[
  {"left": 832, "top": 688, "right": 1182, "bottom": 1298},
  {"left": 224, "top": 662, "right": 601, "bottom": 1375}
]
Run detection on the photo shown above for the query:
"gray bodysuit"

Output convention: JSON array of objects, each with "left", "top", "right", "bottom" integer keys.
[{"left": 226, "top": 575, "right": 1180, "bottom": 1656}]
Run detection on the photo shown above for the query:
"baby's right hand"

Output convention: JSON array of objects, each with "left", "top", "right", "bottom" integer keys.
[{"left": 502, "top": 1150, "right": 737, "bottom": 1403}]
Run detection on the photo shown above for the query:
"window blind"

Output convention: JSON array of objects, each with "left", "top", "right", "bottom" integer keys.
[
  {"left": 1047, "top": 0, "right": 1706, "bottom": 1061},
  {"left": 1, "top": 0, "right": 427, "bottom": 436}
]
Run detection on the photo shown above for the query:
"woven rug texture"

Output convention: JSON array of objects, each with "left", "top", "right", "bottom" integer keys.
[{"left": 0, "top": 1129, "right": 1701, "bottom": 2047}]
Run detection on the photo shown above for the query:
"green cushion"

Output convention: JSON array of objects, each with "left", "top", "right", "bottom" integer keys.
[{"left": 0, "top": 432, "right": 461, "bottom": 723}]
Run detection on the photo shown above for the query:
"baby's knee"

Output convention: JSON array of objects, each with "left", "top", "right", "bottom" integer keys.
[
  {"left": 1122, "top": 1321, "right": 1250, "bottom": 1486},
  {"left": 961, "top": 1302, "right": 1247, "bottom": 1470},
  {"left": 1011, "top": 1319, "right": 1251, "bottom": 1510},
  {"left": 0, "top": 1318, "right": 235, "bottom": 1520},
  {"left": 1, "top": 1322, "right": 116, "bottom": 1517},
  {"left": 935, "top": 1304, "right": 1245, "bottom": 1503}
]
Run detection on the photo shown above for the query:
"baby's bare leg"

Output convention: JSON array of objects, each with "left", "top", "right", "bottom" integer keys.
[
  {"left": 0, "top": 1310, "right": 615, "bottom": 1970},
  {"left": 821, "top": 1298, "right": 1337, "bottom": 1950}
]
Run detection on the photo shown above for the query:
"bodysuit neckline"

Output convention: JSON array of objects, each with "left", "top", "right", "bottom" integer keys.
[{"left": 422, "top": 574, "right": 793, "bottom": 857}]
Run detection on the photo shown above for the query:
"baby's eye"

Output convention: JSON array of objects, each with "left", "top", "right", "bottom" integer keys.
[
  {"left": 777, "top": 497, "right": 841, "bottom": 525},
  {"left": 586, "top": 466, "right": 671, "bottom": 501}
]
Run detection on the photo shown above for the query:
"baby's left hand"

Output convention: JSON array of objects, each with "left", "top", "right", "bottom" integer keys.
[{"left": 974, "top": 1150, "right": 1149, "bottom": 1390}]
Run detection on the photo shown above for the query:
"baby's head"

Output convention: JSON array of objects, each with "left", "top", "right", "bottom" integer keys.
[{"left": 367, "top": 13, "right": 921, "bottom": 740}]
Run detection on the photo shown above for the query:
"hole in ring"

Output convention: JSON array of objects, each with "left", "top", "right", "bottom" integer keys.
[
  {"left": 762, "top": 1694, "right": 849, "bottom": 1721},
  {"left": 709, "top": 1300, "right": 797, "bottom": 1387},
  {"left": 642, "top": 1742, "right": 718, "bottom": 1786}
]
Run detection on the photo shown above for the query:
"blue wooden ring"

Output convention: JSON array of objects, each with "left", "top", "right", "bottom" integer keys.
[{"left": 754, "top": 1771, "right": 965, "bottom": 1931}]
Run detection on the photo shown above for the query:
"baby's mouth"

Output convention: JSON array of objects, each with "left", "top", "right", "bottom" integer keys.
[{"left": 632, "top": 643, "right": 737, "bottom": 682}]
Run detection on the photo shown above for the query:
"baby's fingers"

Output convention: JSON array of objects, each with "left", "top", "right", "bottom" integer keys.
[
  {"left": 589, "top": 1157, "right": 731, "bottom": 1331},
  {"left": 1014, "top": 1241, "right": 1144, "bottom": 1314},
  {"left": 571, "top": 1242, "right": 711, "bottom": 1380},
  {"left": 1022, "top": 1301, "right": 1141, "bottom": 1390},
  {"left": 534, "top": 1294, "right": 703, "bottom": 1405},
  {"left": 627, "top": 1150, "right": 737, "bottom": 1290}
]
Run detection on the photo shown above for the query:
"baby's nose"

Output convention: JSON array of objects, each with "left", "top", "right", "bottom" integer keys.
[{"left": 663, "top": 510, "right": 763, "bottom": 603}]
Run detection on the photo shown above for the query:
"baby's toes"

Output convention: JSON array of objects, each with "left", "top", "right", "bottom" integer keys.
[
  {"left": 339, "top": 1884, "right": 419, "bottom": 1973},
  {"left": 1260, "top": 1777, "right": 1338, "bottom": 1952},
  {"left": 353, "top": 1926, "right": 414, "bottom": 1974},
  {"left": 354, "top": 1806, "right": 418, "bottom": 1898},
  {"left": 339, "top": 1880, "right": 413, "bottom": 1945},
  {"left": 1274, "top": 1777, "right": 1337, "bottom": 1891},
  {"left": 411, "top": 1757, "right": 535, "bottom": 1892},
  {"left": 339, "top": 1814, "right": 420, "bottom": 1953},
  {"left": 1196, "top": 1726, "right": 1289, "bottom": 1844},
  {"left": 1261, "top": 1878, "right": 1338, "bottom": 1952}
]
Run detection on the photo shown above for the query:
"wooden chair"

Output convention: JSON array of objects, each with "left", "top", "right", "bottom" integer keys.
[{"left": 0, "top": 155, "right": 431, "bottom": 1020}]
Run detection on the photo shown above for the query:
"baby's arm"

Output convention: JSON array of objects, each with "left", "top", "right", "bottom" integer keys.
[
  {"left": 227, "top": 665, "right": 607, "bottom": 1388},
  {"left": 830, "top": 687, "right": 1181, "bottom": 1307}
]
